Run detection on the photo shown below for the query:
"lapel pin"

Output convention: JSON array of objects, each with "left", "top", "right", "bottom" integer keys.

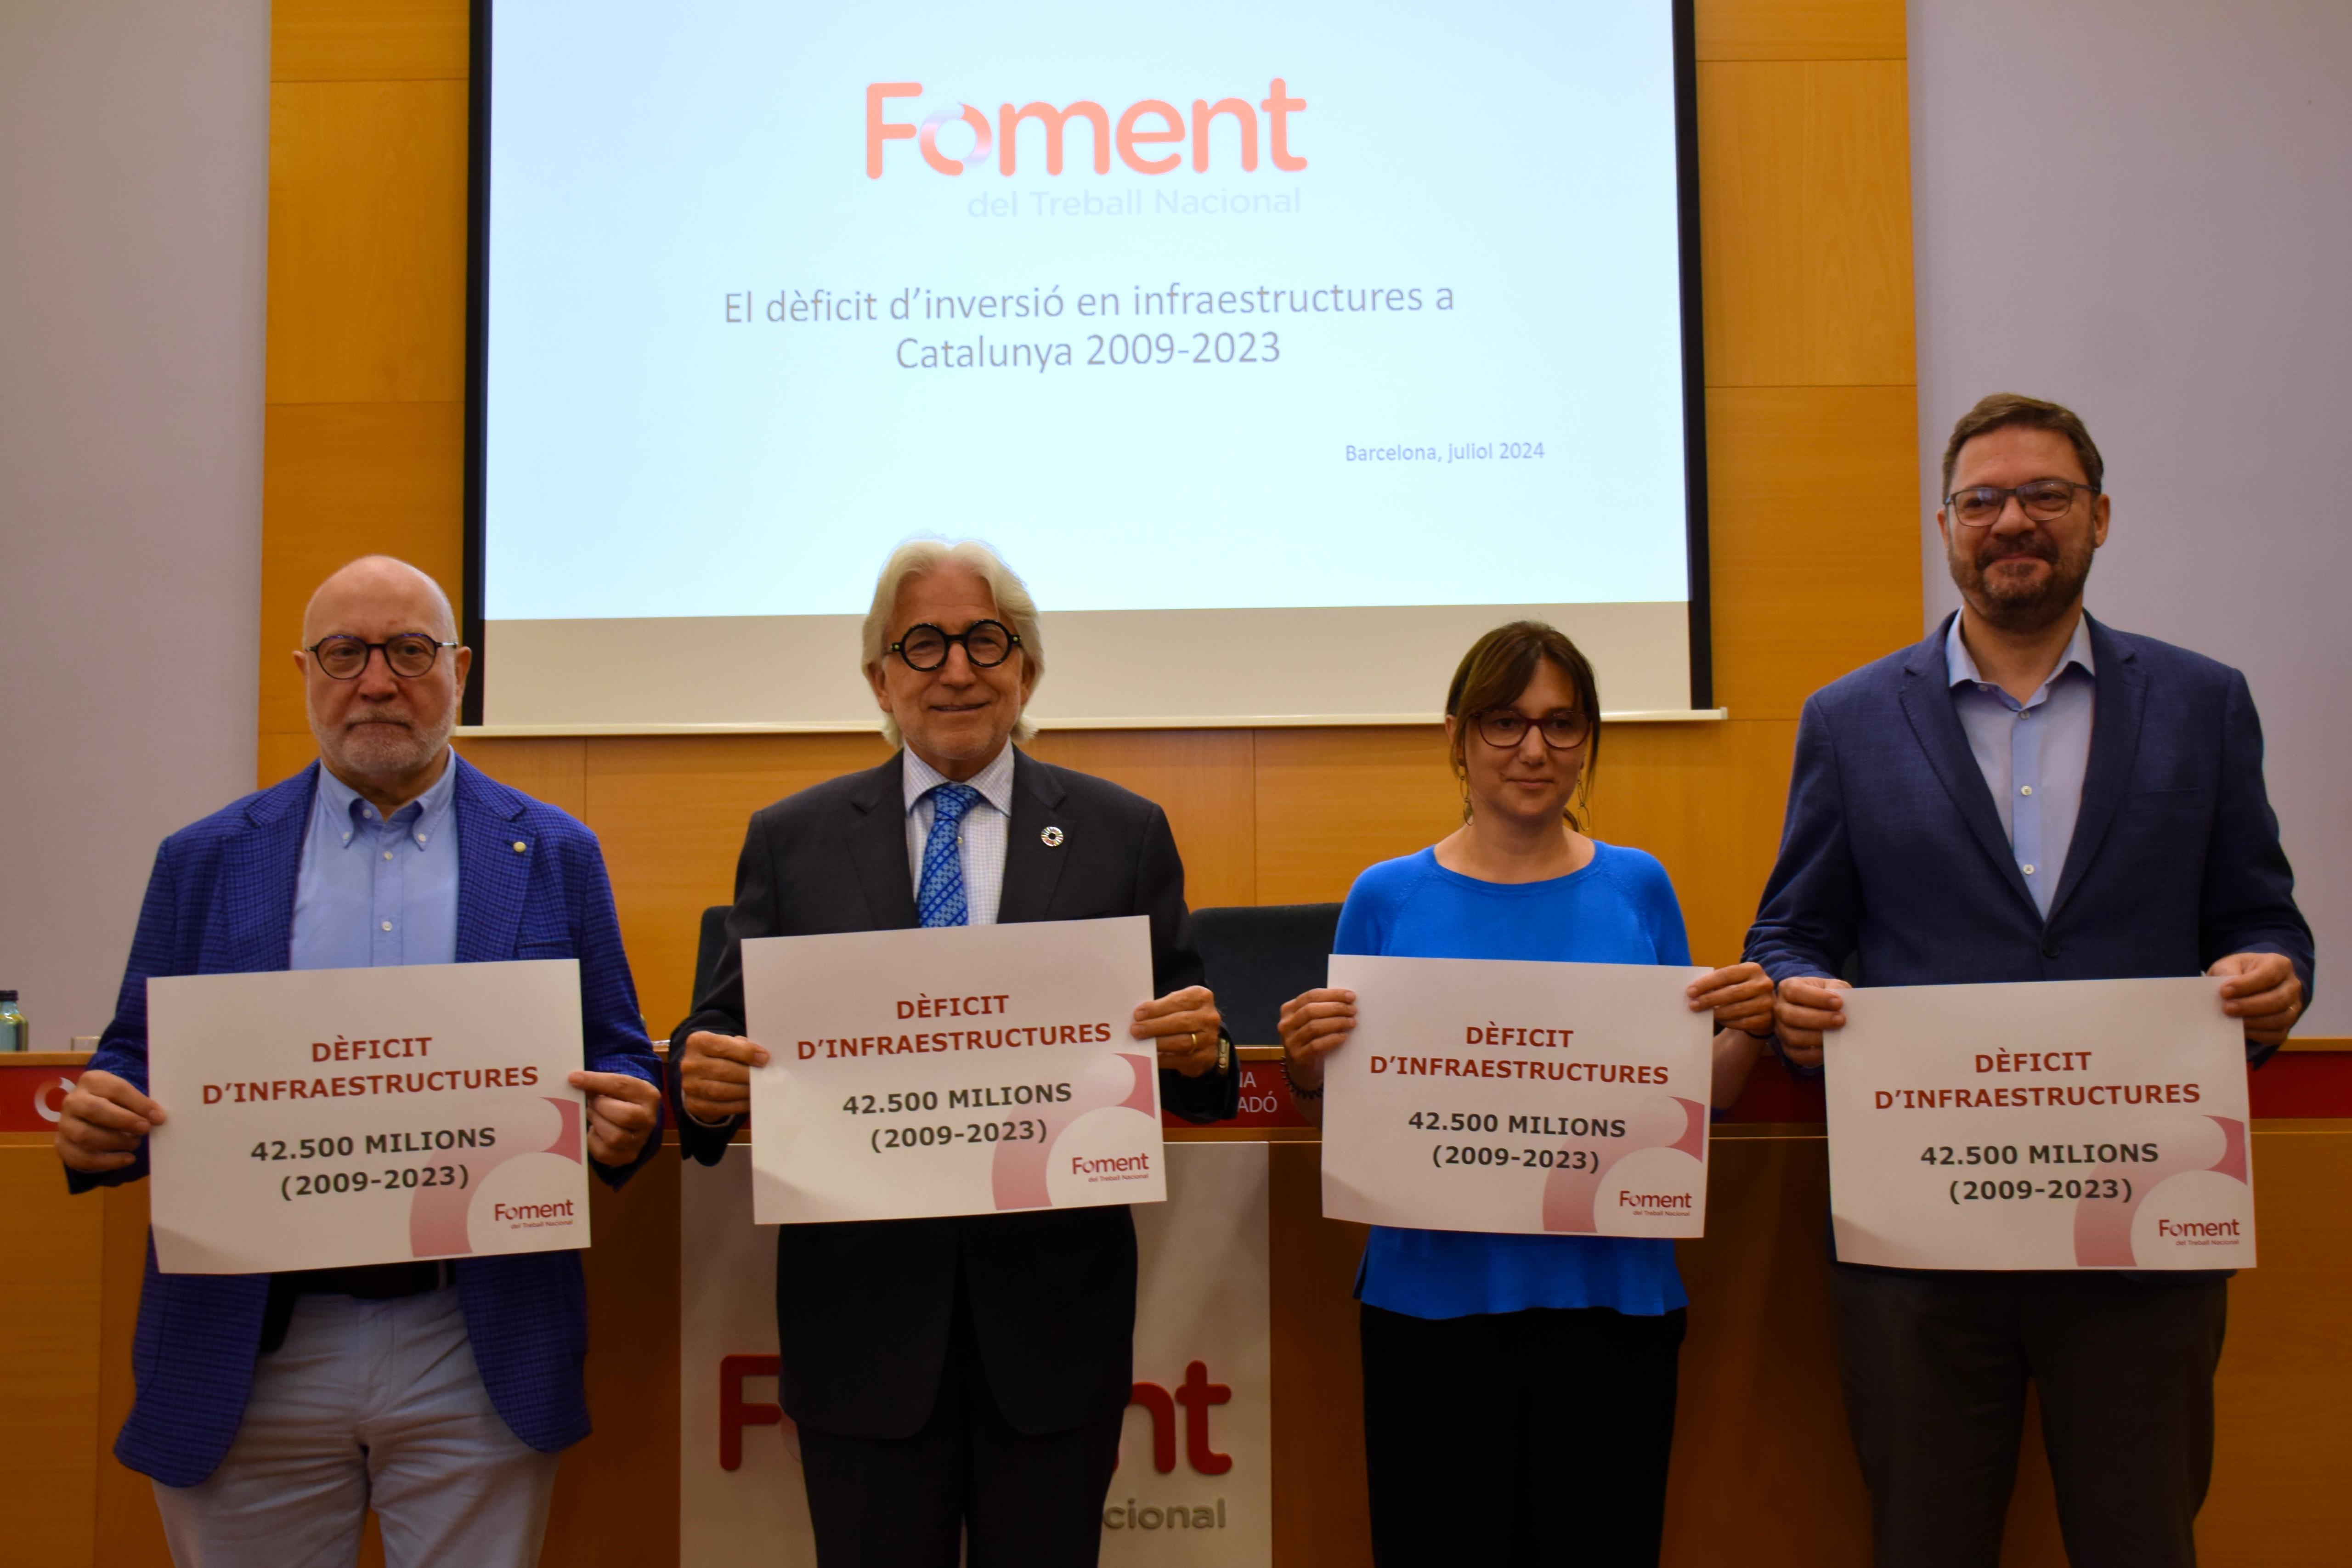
[
  {"left": 512, "top": 840, "right": 528, "bottom": 854},
  {"left": 1040, "top": 826, "right": 1065, "bottom": 848}
]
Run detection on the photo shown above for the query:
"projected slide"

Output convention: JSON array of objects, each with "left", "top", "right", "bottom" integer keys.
[{"left": 478, "top": 0, "right": 1702, "bottom": 727}]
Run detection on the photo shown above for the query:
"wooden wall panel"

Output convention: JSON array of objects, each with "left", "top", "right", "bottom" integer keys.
[
  {"left": 260, "top": 400, "right": 464, "bottom": 739},
  {"left": 1268, "top": 1143, "right": 1374, "bottom": 1568},
  {"left": 583, "top": 734, "right": 894, "bottom": 1035},
  {"left": 454, "top": 736, "right": 588, "bottom": 820},
  {"left": 0, "top": 1145, "right": 103, "bottom": 1567},
  {"left": 1668, "top": 1132, "right": 1871, "bottom": 1565},
  {"left": 542, "top": 1152, "right": 683, "bottom": 1568},
  {"left": 2196, "top": 1127, "right": 2352, "bottom": 1562},
  {"left": 1025, "top": 729, "right": 1259, "bottom": 910},
  {"left": 1707, "top": 385, "right": 1923, "bottom": 719},
  {"left": 266, "top": 81, "right": 468, "bottom": 404},
  {"left": 274, "top": 0, "right": 469, "bottom": 83},
  {"left": 1587, "top": 719, "right": 1802, "bottom": 968},
  {"left": 1697, "top": 0, "right": 1906, "bottom": 62},
  {"left": 1251, "top": 728, "right": 1458, "bottom": 906},
  {"left": 1698, "top": 60, "right": 1917, "bottom": 388},
  {"left": 90, "top": 1182, "right": 172, "bottom": 1568}
]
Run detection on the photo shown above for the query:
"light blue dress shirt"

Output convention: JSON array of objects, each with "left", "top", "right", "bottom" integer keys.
[
  {"left": 290, "top": 754, "right": 461, "bottom": 970},
  {"left": 1945, "top": 612, "right": 2096, "bottom": 918}
]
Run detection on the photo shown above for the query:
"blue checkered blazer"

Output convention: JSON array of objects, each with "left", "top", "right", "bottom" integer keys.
[{"left": 70, "top": 758, "right": 662, "bottom": 1487}]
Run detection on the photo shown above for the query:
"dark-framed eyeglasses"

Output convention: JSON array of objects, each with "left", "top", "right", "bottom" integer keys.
[
  {"left": 1472, "top": 709, "right": 1591, "bottom": 750},
  {"left": 890, "top": 620, "right": 1020, "bottom": 672},
  {"left": 1944, "top": 478, "right": 2099, "bottom": 528},
  {"left": 303, "top": 633, "right": 460, "bottom": 681}
]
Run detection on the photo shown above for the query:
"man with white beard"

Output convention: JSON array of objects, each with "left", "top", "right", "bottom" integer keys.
[{"left": 57, "top": 556, "right": 663, "bottom": 1567}]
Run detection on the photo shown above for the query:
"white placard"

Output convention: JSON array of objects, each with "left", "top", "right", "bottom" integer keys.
[
  {"left": 1825, "top": 977, "right": 2255, "bottom": 1270},
  {"left": 146, "top": 961, "right": 591, "bottom": 1274},
  {"left": 1321, "top": 955, "right": 1713, "bottom": 1236},
  {"left": 680, "top": 1141, "right": 1272, "bottom": 1568},
  {"left": 743, "top": 917, "right": 1164, "bottom": 1224}
]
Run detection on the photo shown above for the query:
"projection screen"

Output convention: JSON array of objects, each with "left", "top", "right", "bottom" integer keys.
[{"left": 465, "top": 0, "right": 1711, "bottom": 729}]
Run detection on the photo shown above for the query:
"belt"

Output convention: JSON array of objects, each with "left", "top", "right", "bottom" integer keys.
[
  {"left": 259, "top": 1262, "right": 448, "bottom": 1353},
  {"left": 281, "top": 1261, "right": 447, "bottom": 1298}
]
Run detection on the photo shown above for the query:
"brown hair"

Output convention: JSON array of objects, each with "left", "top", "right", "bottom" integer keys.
[
  {"left": 1940, "top": 392, "right": 2105, "bottom": 498},
  {"left": 1444, "top": 620, "right": 1601, "bottom": 828}
]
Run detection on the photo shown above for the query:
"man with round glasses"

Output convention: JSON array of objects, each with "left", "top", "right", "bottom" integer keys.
[
  {"left": 55, "top": 555, "right": 663, "bottom": 1566},
  {"left": 672, "top": 538, "right": 1238, "bottom": 1568},
  {"left": 1747, "top": 394, "right": 2312, "bottom": 1567}
]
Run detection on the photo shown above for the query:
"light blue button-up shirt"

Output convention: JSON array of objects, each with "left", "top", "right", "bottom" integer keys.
[
  {"left": 290, "top": 754, "right": 461, "bottom": 970},
  {"left": 1945, "top": 612, "right": 2096, "bottom": 919}
]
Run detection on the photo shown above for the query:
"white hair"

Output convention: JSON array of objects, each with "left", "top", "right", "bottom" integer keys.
[{"left": 862, "top": 538, "right": 1046, "bottom": 747}]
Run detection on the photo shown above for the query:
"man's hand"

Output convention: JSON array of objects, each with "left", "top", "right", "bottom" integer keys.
[
  {"left": 1687, "top": 963, "right": 1775, "bottom": 1036},
  {"left": 568, "top": 1070, "right": 662, "bottom": 1166},
  {"left": 678, "top": 1030, "right": 769, "bottom": 1125},
  {"left": 2211, "top": 951, "right": 2304, "bottom": 1047},
  {"left": 1773, "top": 975, "right": 1851, "bottom": 1066},
  {"left": 56, "top": 1069, "right": 165, "bottom": 1174},
  {"left": 1276, "top": 987, "right": 1357, "bottom": 1093},
  {"left": 1131, "top": 986, "right": 1223, "bottom": 1077}
]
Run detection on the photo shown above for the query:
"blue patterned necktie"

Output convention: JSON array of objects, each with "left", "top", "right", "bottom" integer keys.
[{"left": 916, "top": 782, "right": 982, "bottom": 928}]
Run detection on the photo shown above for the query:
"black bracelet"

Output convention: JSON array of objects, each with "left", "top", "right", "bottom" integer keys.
[{"left": 1279, "top": 1053, "right": 1323, "bottom": 1101}]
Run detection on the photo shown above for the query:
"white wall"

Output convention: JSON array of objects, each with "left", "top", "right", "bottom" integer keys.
[
  {"left": 1911, "top": 0, "right": 2352, "bottom": 1030},
  {"left": 0, "top": 1, "right": 269, "bottom": 1043}
]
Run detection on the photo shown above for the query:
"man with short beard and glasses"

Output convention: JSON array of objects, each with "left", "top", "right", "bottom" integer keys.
[
  {"left": 1744, "top": 394, "right": 2312, "bottom": 1568},
  {"left": 55, "top": 556, "right": 664, "bottom": 1567}
]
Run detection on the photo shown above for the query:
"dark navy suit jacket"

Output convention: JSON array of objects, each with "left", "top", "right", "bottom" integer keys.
[
  {"left": 673, "top": 749, "right": 1238, "bottom": 1440},
  {"left": 1748, "top": 612, "right": 2313, "bottom": 1046},
  {"left": 72, "top": 758, "right": 662, "bottom": 1486}
]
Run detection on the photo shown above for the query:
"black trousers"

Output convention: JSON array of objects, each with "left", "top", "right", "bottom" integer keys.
[
  {"left": 1360, "top": 1302, "right": 1686, "bottom": 1568},
  {"left": 1831, "top": 1263, "right": 2228, "bottom": 1568},
  {"left": 797, "top": 1280, "right": 1123, "bottom": 1568}
]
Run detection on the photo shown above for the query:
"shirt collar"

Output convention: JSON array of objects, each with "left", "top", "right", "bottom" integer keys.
[
  {"left": 903, "top": 743, "right": 1017, "bottom": 819},
  {"left": 315, "top": 750, "right": 459, "bottom": 848},
  {"left": 1945, "top": 611, "right": 2097, "bottom": 697}
]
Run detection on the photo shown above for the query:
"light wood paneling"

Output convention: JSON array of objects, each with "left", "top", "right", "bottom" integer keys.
[
  {"left": 2196, "top": 1128, "right": 2352, "bottom": 1562},
  {"left": 583, "top": 734, "right": 895, "bottom": 1035},
  {"left": 90, "top": 1181, "right": 171, "bottom": 1567},
  {"left": 1587, "top": 719, "right": 1801, "bottom": 968},
  {"left": 1707, "top": 384, "right": 1923, "bottom": 719},
  {"left": 260, "top": 400, "right": 464, "bottom": 747},
  {"left": 1251, "top": 727, "right": 1458, "bottom": 906},
  {"left": 267, "top": 81, "right": 468, "bottom": 405},
  {"left": 0, "top": 1148, "right": 103, "bottom": 1567},
  {"left": 455, "top": 736, "right": 588, "bottom": 820},
  {"left": 1696, "top": 0, "right": 1906, "bottom": 62},
  {"left": 274, "top": 0, "right": 469, "bottom": 83},
  {"left": 542, "top": 1152, "right": 682, "bottom": 1568},
  {"left": 1668, "top": 1133, "right": 1870, "bottom": 1564},
  {"left": 1698, "top": 60, "right": 1916, "bottom": 388},
  {"left": 1025, "top": 729, "right": 1258, "bottom": 910},
  {"left": 1268, "top": 1142, "right": 1374, "bottom": 1568}
]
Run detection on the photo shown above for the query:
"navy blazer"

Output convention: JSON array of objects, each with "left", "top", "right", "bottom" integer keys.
[
  {"left": 1747, "top": 614, "right": 2314, "bottom": 1051},
  {"left": 72, "top": 757, "right": 662, "bottom": 1486}
]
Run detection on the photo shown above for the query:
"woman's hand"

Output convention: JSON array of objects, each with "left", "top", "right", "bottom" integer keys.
[
  {"left": 1277, "top": 987, "right": 1357, "bottom": 1094},
  {"left": 1687, "top": 962, "right": 1774, "bottom": 1037}
]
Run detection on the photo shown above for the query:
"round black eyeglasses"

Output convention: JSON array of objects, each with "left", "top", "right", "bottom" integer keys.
[
  {"left": 890, "top": 620, "right": 1020, "bottom": 672},
  {"left": 304, "top": 634, "right": 459, "bottom": 680}
]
